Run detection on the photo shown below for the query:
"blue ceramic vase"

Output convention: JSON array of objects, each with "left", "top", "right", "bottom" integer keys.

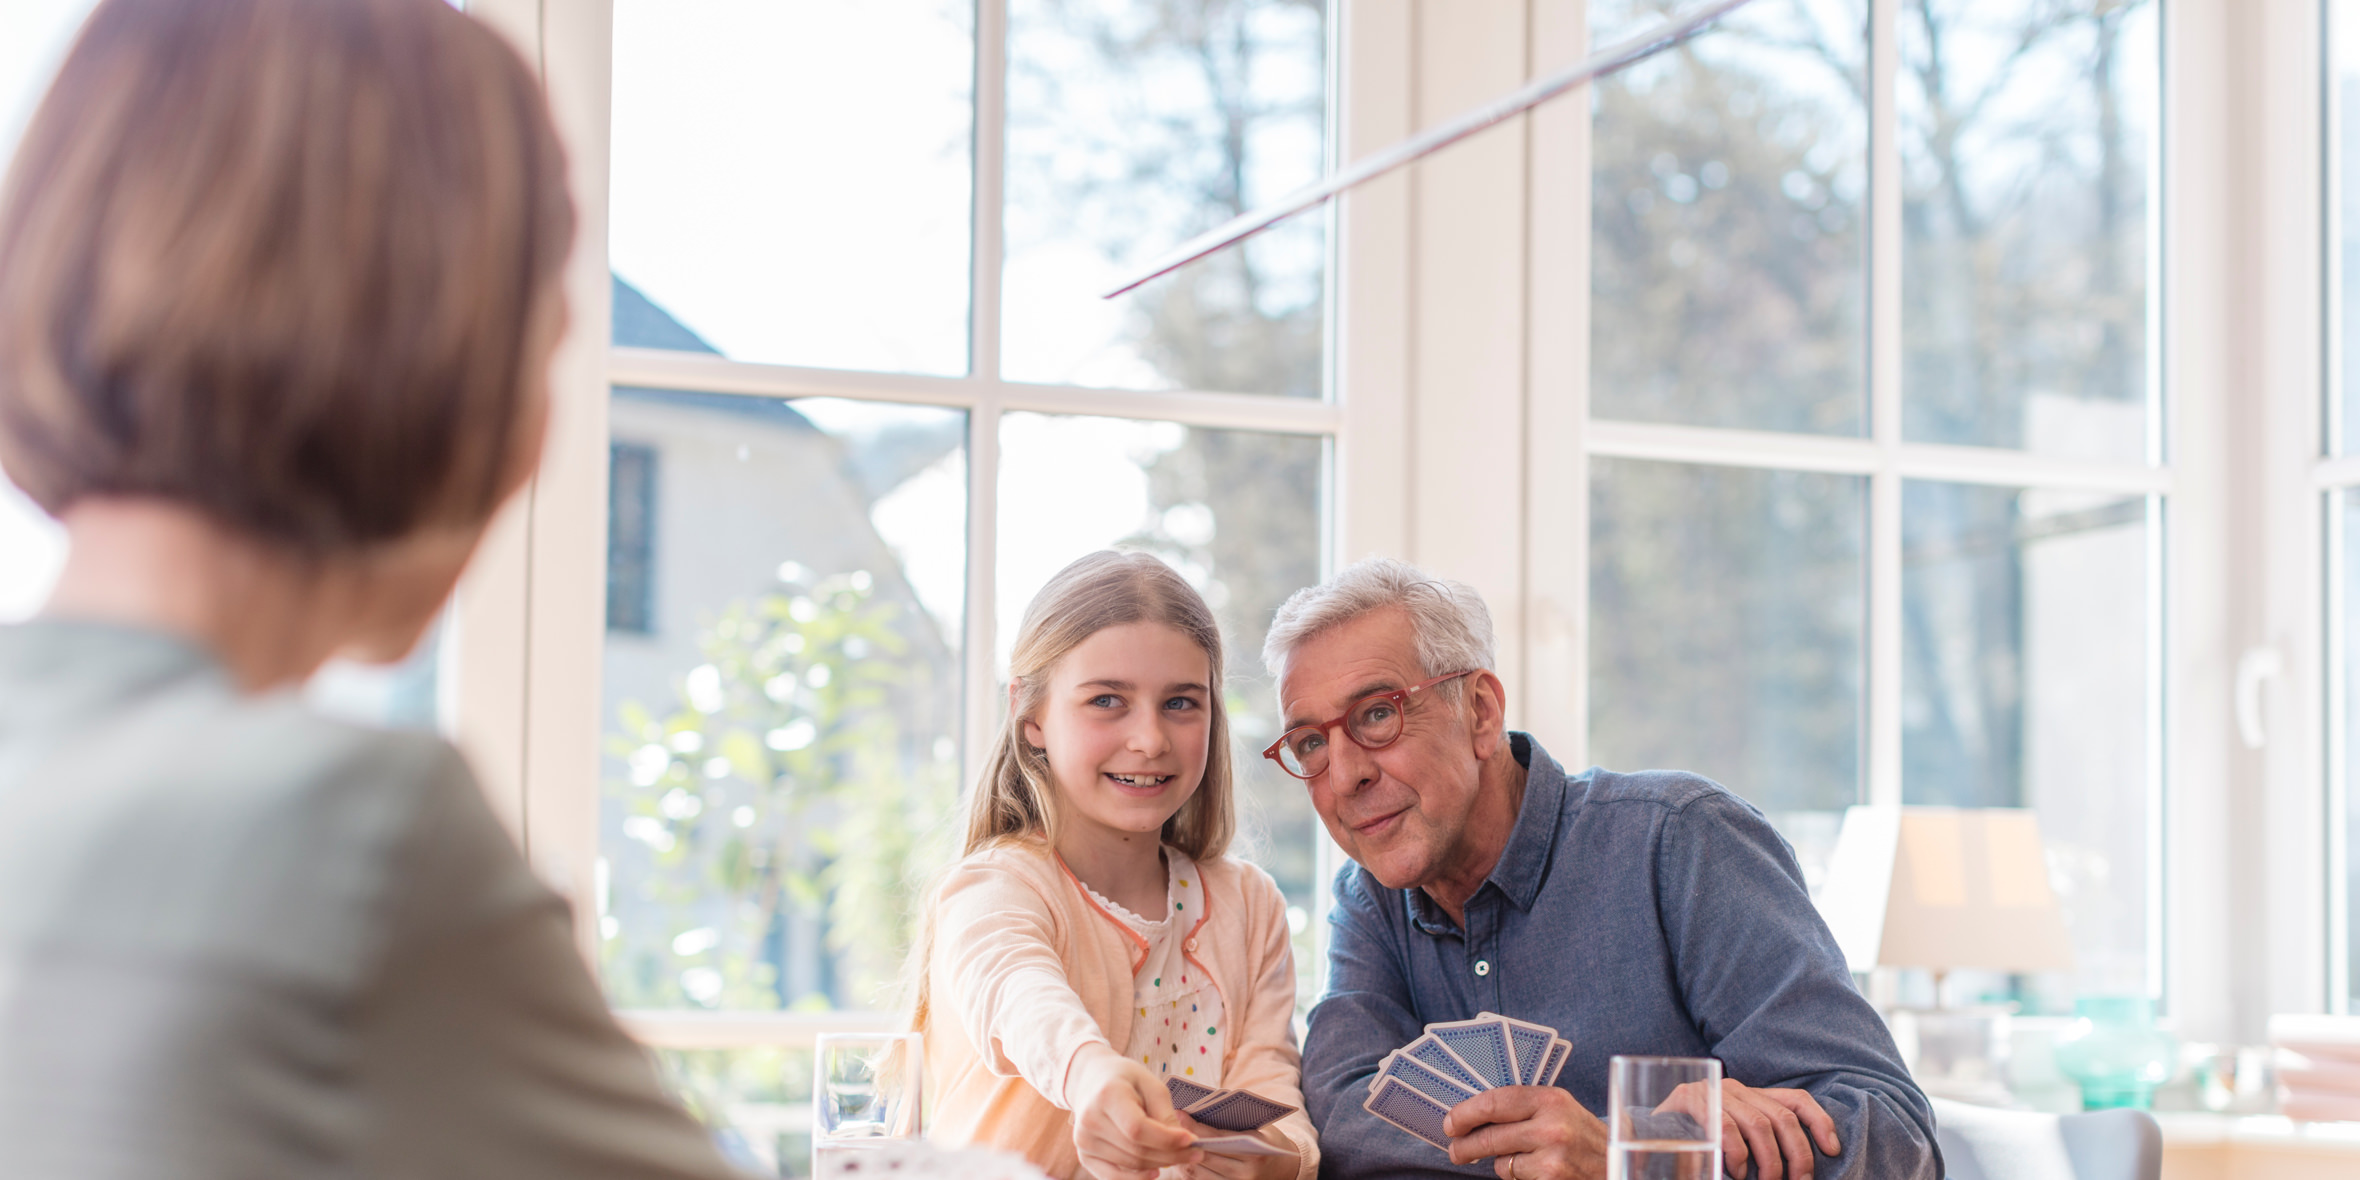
[{"left": 2052, "top": 995, "right": 2176, "bottom": 1110}]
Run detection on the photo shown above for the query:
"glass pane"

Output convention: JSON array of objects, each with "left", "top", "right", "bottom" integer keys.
[
  {"left": 609, "top": 0, "right": 972, "bottom": 374},
  {"left": 1587, "top": 458, "right": 1864, "bottom": 884},
  {"left": 600, "top": 391, "right": 967, "bottom": 1011},
  {"left": 0, "top": 481, "right": 62, "bottom": 625},
  {"left": 1002, "top": 0, "right": 1326, "bottom": 397},
  {"left": 305, "top": 625, "right": 446, "bottom": 733},
  {"left": 2335, "top": 1, "right": 2360, "bottom": 455},
  {"left": 1903, "top": 480, "right": 2149, "bottom": 1003},
  {"left": 2338, "top": 490, "right": 2360, "bottom": 1011},
  {"left": 0, "top": 0, "right": 91, "bottom": 623},
  {"left": 997, "top": 413, "right": 1324, "bottom": 1007},
  {"left": 1900, "top": 0, "right": 2158, "bottom": 461},
  {"left": 656, "top": 1046, "right": 817, "bottom": 1177},
  {"left": 1589, "top": 0, "right": 1866, "bottom": 435}
]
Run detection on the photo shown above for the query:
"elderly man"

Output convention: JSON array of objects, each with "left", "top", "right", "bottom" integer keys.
[{"left": 1268, "top": 559, "right": 1938, "bottom": 1180}]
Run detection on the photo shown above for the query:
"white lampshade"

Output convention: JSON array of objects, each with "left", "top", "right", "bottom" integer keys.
[{"left": 1814, "top": 806, "right": 2073, "bottom": 976}]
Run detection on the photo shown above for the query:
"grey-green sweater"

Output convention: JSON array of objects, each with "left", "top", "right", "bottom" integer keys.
[{"left": 0, "top": 620, "right": 741, "bottom": 1179}]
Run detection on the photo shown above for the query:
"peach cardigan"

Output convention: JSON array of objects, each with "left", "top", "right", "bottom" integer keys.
[{"left": 920, "top": 840, "right": 1318, "bottom": 1180}]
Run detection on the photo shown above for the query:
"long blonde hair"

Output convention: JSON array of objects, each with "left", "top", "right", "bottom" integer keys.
[{"left": 911, "top": 550, "right": 1235, "bottom": 1031}]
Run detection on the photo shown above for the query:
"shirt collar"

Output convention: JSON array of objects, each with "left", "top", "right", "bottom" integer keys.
[
  {"left": 1485, "top": 733, "right": 1566, "bottom": 911},
  {"left": 1402, "top": 732, "right": 1567, "bottom": 930}
]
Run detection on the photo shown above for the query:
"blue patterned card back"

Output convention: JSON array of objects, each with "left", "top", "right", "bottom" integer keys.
[
  {"left": 1188, "top": 1088, "right": 1293, "bottom": 1133},
  {"left": 1428, "top": 1018, "right": 1515, "bottom": 1089},
  {"left": 1364, "top": 1075, "right": 1455, "bottom": 1150},
  {"left": 1542, "top": 1038, "right": 1571, "bottom": 1086},
  {"left": 1404, "top": 1034, "right": 1490, "bottom": 1093},
  {"left": 1166, "top": 1076, "right": 1218, "bottom": 1111},
  {"left": 1378, "top": 1051, "right": 1479, "bottom": 1108}
]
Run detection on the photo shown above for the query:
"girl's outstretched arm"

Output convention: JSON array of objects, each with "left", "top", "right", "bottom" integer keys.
[
  {"left": 1203, "top": 865, "right": 1320, "bottom": 1180},
  {"left": 1065, "top": 1043, "right": 1203, "bottom": 1180},
  {"left": 931, "top": 857, "right": 1113, "bottom": 1105}
]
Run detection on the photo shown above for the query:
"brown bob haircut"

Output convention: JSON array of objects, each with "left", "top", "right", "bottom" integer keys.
[{"left": 0, "top": 0, "right": 574, "bottom": 553}]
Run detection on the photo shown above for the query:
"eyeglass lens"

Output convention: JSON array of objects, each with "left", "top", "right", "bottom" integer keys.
[{"left": 1281, "top": 693, "right": 1407, "bottom": 777}]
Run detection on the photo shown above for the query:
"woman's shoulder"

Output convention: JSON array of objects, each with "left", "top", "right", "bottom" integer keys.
[{"left": 0, "top": 654, "right": 498, "bottom": 990}]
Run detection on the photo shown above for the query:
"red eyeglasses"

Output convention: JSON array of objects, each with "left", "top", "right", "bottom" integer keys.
[{"left": 1262, "top": 670, "right": 1476, "bottom": 780}]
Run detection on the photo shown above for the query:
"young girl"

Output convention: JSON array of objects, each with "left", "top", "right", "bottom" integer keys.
[{"left": 915, "top": 551, "right": 1316, "bottom": 1180}]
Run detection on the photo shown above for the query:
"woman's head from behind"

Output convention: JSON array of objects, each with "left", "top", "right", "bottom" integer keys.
[
  {"left": 0, "top": 0, "right": 573, "bottom": 661},
  {"left": 968, "top": 551, "right": 1235, "bottom": 862}
]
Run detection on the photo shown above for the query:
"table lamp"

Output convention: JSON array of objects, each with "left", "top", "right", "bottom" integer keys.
[{"left": 1814, "top": 806, "right": 2074, "bottom": 1103}]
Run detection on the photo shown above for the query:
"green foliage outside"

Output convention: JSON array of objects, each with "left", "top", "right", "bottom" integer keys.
[{"left": 605, "top": 571, "right": 957, "bottom": 1013}]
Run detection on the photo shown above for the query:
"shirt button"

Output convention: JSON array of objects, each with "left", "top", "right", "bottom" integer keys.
[
  {"left": 1185, "top": 938, "right": 1198, "bottom": 952},
  {"left": 1474, "top": 960, "right": 1491, "bottom": 977}
]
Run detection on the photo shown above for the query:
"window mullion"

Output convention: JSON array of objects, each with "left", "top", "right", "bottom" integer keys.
[
  {"left": 971, "top": 0, "right": 1006, "bottom": 384},
  {"left": 1866, "top": 0, "right": 1904, "bottom": 810},
  {"left": 963, "top": 398, "right": 1002, "bottom": 785}
]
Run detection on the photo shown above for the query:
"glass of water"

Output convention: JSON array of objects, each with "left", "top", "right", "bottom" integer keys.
[
  {"left": 813, "top": 1032, "right": 923, "bottom": 1169},
  {"left": 1607, "top": 1055, "right": 1721, "bottom": 1180}
]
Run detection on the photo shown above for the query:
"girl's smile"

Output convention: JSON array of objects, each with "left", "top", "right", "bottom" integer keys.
[{"left": 1104, "top": 772, "right": 1177, "bottom": 793}]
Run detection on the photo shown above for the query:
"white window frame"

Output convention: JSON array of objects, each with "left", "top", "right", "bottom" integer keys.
[
  {"left": 461, "top": 0, "right": 1350, "bottom": 1050},
  {"left": 1345, "top": 0, "right": 2247, "bottom": 1035},
  {"left": 457, "top": 0, "right": 2298, "bottom": 1052},
  {"left": 1541, "top": 0, "right": 2176, "bottom": 1009}
]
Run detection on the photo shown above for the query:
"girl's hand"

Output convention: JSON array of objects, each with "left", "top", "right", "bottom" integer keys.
[
  {"left": 1068, "top": 1045, "right": 1202, "bottom": 1180},
  {"left": 1159, "top": 1114, "right": 1299, "bottom": 1180}
]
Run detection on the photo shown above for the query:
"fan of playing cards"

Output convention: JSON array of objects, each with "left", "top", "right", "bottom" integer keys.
[
  {"left": 1161, "top": 1076, "right": 1299, "bottom": 1158},
  {"left": 1363, "top": 1013, "right": 1570, "bottom": 1152}
]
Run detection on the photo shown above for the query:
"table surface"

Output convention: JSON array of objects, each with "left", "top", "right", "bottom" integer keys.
[{"left": 2154, "top": 1111, "right": 2360, "bottom": 1149}]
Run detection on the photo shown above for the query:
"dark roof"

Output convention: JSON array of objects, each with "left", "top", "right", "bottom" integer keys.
[{"left": 613, "top": 275, "right": 719, "bottom": 354}]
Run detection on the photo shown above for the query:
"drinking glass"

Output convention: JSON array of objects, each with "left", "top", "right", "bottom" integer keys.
[
  {"left": 813, "top": 1032, "right": 923, "bottom": 1169},
  {"left": 1607, "top": 1055, "right": 1721, "bottom": 1180}
]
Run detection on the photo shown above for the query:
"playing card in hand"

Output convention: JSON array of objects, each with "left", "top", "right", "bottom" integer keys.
[
  {"left": 1190, "top": 1133, "right": 1295, "bottom": 1157},
  {"left": 1187, "top": 1088, "right": 1296, "bottom": 1133},
  {"left": 1375, "top": 1050, "right": 1480, "bottom": 1108},
  {"left": 1479, "top": 1012, "right": 1559, "bottom": 1086},
  {"left": 1164, "top": 1076, "right": 1218, "bottom": 1110},
  {"left": 1426, "top": 1017, "right": 1517, "bottom": 1089},
  {"left": 1160, "top": 1076, "right": 1298, "bottom": 1134},
  {"left": 1366, "top": 1015, "right": 1572, "bottom": 1152},
  {"left": 1363, "top": 1075, "right": 1457, "bottom": 1151},
  {"left": 1401, "top": 1033, "right": 1491, "bottom": 1094}
]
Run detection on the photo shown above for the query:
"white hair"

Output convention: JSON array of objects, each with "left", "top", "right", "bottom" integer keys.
[{"left": 1262, "top": 557, "right": 1496, "bottom": 688}]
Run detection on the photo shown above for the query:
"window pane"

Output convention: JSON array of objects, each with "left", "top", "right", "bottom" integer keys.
[
  {"left": 2334, "top": 1, "right": 2360, "bottom": 455},
  {"left": 1588, "top": 458, "right": 1864, "bottom": 882},
  {"left": 1900, "top": 0, "right": 2157, "bottom": 461},
  {"left": 655, "top": 1046, "right": 816, "bottom": 1177},
  {"left": 1903, "top": 481, "right": 2150, "bottom": 1001},
  {"left": 1589, "top": 0, "right": 1866, "bottom": 436},
  {"left": 600, "top": 390, "right": 967, "bottom": 1012},
  {"left": 997, "top": 414, "right": 1325, "bottom": 1005},
  {"left": 1002, "top": 0, "right": 1326, "bottom": 397},
  {"left": 306, "top": 627, "right": 446, "bottom": 733},
  {"left": 0, "top": 1, "right": 90, "bottom": 622},
  {"left": 2337, "top": 490, "right": 2360, "bottom": 1010},
  {"left": 609, "top": 0, "right": 972, "bottom": 374}
]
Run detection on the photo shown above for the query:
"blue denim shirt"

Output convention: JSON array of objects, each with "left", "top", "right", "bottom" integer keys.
[{"left": 1303, "top": 734, "right": 1939, "bottom": 1179}]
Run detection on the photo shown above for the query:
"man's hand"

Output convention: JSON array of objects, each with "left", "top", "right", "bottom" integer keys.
[
  {"left": 1156, "top": 1114, "right": 1297, "bottom": 1180},
  {"left": 1657, "top": 1078, "right": 1841, "bottom": 1180},
  {"left": 1067, "top": 1046, "right": 1203, "bottom": 1180},
  {"left": 1441, "top": 1086, "right": 1609, "bottom": 1180}
]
